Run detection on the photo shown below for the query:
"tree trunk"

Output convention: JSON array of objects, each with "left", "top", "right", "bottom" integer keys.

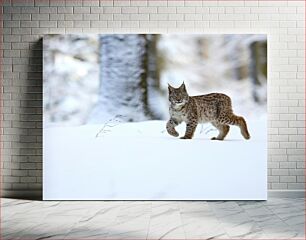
[
  {"left": 88, "top": 34, "right": 150, "bottom": 123},
  {"left": 249, "top": 41, "right": 267, "bottom": 104}
]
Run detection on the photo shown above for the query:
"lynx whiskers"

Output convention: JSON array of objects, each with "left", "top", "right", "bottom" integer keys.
[{"left": 166, "top": 82, "right": 250, "bottom": 140}]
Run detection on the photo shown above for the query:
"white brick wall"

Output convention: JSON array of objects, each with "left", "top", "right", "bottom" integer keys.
[{"left": 1, "top": 0, "right": 305, "bottom": 197}]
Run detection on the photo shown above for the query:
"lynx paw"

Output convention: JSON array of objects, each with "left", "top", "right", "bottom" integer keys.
[
  {"left": 180, "top": 136, "right": 192, "bottom": 139},
  {"left": 168, "top": 130, "right": 179, "bottom": 137},
  {"left": 211, "top": 137, "right": 224, "bottom": 141}
]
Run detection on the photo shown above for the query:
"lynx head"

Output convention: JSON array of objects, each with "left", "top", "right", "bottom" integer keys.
[{"left": 168, "top": 82, "right": 189, "bottom": 107}]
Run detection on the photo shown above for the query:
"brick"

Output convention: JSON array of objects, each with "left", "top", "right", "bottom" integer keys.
[
  {"left": 3, "top": 21, "right": 20, "bottom": 28},
  {"left": 121, "top": 7, "right": 138, "bottom": 14},
  {"left": 113, "top": 14, "right": 129, "bottom": 21},
  {"left": 12, "top": 14, "right": 32, "bottom": 20},
  {"left": 177, "top": 21, "right": 195, "bottom": 28},
  {"left": 50, "top": 14, "right": 64, "bottom": 20},
  {"left": 90, "top": 7, "right": 104, "bottom": 13},
  {"left": 196, "top": 7, "right": 209, "bottom": 14},
  {"left": 158, "top": 20, "right": 176, "bottom": 28},
  {"left": 20, "top": 177, "right": 37, "bottom": 183},
  {"left": 209, "top": 7, "right": 225, "bottom": 13},
  {"left": 280, "top": 176, "right": 296, "bottom": 183},
  {"left": 90, "top": 21, "right": 107, "bottom": 28},
  {"left": 35, "top": 0, "right": 49, "bottom": 6},
  {"left": 297, "top": 162, "right": 305, "bottom": 169},
  {"left": 103, "top": 7, "right": 121, "bottom": 14},
  {"left": 138, "top": 7, "right": 157, "bottom": 14},
  {"left": 39, "top": 6, "right": 57, "bottom": 14},
  {"left": 32, "top": 14, "right": 50, "bottom": 20},
  {"left": 121, "top": 20, "right": 139, "bottom": 28},
  {"left": 4, "top": 6, "right": 21, "bottom": 13},
  {"left": 83, "top": 0, "right": 99, "bottom": 6},
  {"left": 58, "top": 21, "right": 73, "bottom": 28},
  {"left": 57, "top": 7, "right": 73, "bottom": 14},
  {"left": 21, "top": 21, "right": 39, "bottom": 28},
  {"left": 12, "top": 170, "right": 28, "bottom": 177},
  {"left": 219, "top": 13, "right": 244, "bottom": 20},
  {"left": 74, "top": 21, "right": 90, "bottom": 28},
  {"left": 65, "top": 0, "right": 82, "bottom": 6},
  {"left": 272, "top": 183, "right": 287, "bottom": 189},
  {"left": 150, "top": 14, "right": 167, "bottom": 21},
  {"left": 65, "top": 14, "right": 83, "bottom": 21},
  {"left": 289, "top": 169, "right": 304, "bottom": 176},
  {"left": 158, "top": 7, "right": 176, "bottom": 14},
  {"left": 49, "top": 0, "right": 65, "bottom": 6},
  {"left": 185, "top": 14, "right": 202, "bottom": 21},
  {"left": 176, "top": 7, "right": 196, "bottom": 14},
  {"left": 280, "top": 162, "right": 296, "bottom": 169},
  {"left": 12, "top": 0, "right": 34, "bottom": 6},
  {"left": 148, "top": 0, "right": 167, "bottom": 6},
  {"left": 139, "top": 20, "right": 158, "bottom": 28},
  {"left": 168, "top": 14, "right": 184, "bottom": 21},
  {"left": 234, "top": 7, "right": 251, "bottom": 13},
  {"left": 99, "top": 14, "right": 113, "bottom": 20},
  {"left": 74, "top": 7, "right": 90, "bottom": 14},
  {"left": 131, "top": 0, "right": 147, "bottom": 6},
  {"left": 297, "top": 176, "right": 305, "bottom": 183},
  {"left": 112, "top": 0, "right": 129, "bottom": 6},
  {"left": 297, "top": 142, "right": 305, "bottom": 149},
  {"left": 83, "top": 14, "right": 99, "bottom": 20},
  {"left": 272, "top": 169, "right": 289, "bottom": 176},
  {"left": 210, "top": 21, "right": 234, "bottom": 28},
  {"left": 4, "top": 176, "right": 20, "bottom": 183},
  {"left": 218, "top": 1, "right": 244, "bottom": 6},
  {"left": 39, "top": 21, "right": 57, "bottom": 28},
  {"left": 130, "top": 14, "right": 149, "bottom": 21},
  {"left": 288, "top": 183, "right": 304, "bottom": 189},
  {"left": 185, "top": 0, "right": 202, "bottom": 6},
  {"left": 21, "top": 6, "right": 39, "bottom": 13}
]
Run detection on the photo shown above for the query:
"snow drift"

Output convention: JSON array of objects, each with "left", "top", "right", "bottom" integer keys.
[{"left": 43, "top": 120, "right": 267, "bottom": 200}]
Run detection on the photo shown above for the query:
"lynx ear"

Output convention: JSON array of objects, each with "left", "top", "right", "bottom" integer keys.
[
  {"left": 180, "top": 82, "right": 186, "bottom": 90},
  {"left": 168, "top": 83, "right": 174, "bottom": 91}
]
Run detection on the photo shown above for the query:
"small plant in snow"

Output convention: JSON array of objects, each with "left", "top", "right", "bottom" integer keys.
[{"left": 95, "top": 115, "right": 125, "bottom": 138}]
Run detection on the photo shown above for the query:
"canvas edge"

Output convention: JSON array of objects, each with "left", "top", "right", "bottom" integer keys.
[{"left": 2, "top": 190, "right": 304, "bottom": 200}]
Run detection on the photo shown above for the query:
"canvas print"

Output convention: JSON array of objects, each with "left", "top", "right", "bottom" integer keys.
[{"left": 43, "top": 34, "right": 267, "bottom": 200}]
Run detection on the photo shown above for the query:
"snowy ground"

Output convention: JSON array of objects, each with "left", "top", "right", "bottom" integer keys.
[{"left": 43, "top": 120, "right": 267, "bottom": 200}]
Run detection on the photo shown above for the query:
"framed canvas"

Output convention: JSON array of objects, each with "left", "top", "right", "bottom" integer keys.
[{"left": 43, "top": 34, "right": 267, "bottom": 200}]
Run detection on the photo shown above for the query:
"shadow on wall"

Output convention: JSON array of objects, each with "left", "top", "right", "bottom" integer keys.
[{"left": 9, "top": 39, "right": 43, "bottom": 200}]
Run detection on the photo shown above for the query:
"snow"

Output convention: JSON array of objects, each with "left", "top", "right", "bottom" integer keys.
[{"left": 43, "top": 119, "right": 267, "bottom": 200}]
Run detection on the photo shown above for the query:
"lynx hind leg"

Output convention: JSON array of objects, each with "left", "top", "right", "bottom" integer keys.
[
  {"left": 220, "top": 114, "right": 250, "bottom": 140},
  {"left": 211, "top": 122, "right": 230, "bottom": 140}
]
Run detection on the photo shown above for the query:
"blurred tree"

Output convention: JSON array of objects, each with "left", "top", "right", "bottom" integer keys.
[
  {"left": 88, "top": 34, "right": 165, "bottom": 123},
  {"left": 249, "top": 40, "right": 267, "bottom": 103}
]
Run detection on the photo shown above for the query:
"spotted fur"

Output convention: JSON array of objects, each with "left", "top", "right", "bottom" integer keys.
[{"left": 166, "top": 83, "right": 250, "bottom": 140}]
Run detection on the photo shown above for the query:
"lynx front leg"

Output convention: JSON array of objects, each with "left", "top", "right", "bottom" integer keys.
[
  {"left": 166, "top": 118, "right": 180, "bottom": 137},
  {"left": 180, "top": 121, "right": 198, "bottom": 139}
]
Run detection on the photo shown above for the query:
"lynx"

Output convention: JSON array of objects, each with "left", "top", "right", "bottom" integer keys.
[{"left": 166, "top": 83, "right": 250, "bottom": 140}]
